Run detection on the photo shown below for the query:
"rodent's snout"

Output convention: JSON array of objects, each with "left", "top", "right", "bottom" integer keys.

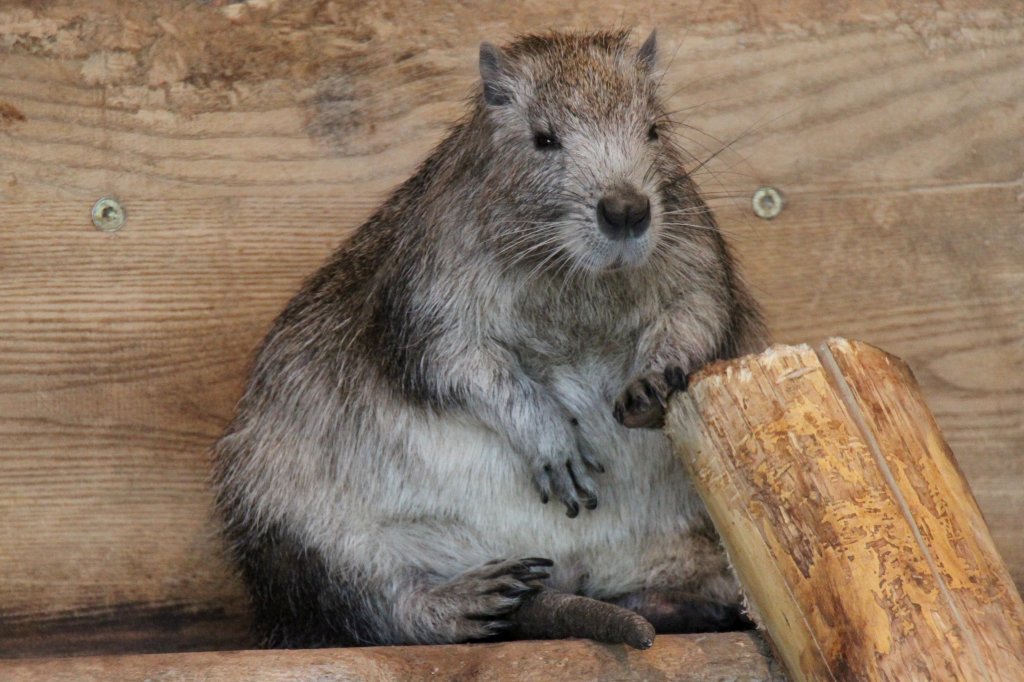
[{"left": 597, "top": 187, "right": 651, "bottom": 241}]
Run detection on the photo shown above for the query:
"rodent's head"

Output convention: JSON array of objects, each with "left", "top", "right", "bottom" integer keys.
[{"left": 476, "top": 30, "right": 698, "bottom": 274}]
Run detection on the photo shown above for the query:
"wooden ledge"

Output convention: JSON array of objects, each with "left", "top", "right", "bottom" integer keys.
[{"left": 6, "top": 632, "right": 779, "bottom": 681}]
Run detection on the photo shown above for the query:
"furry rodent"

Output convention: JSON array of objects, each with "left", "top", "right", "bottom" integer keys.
[{"left": 213, "top": 29, "right": 768, "bottom": 648}]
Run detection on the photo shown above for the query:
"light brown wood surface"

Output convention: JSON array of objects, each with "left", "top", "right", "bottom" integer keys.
[
  {"left": 1, "top": 0, "right": 1021, "bottom": 657},
  {"left": 4, "top": 632, "right": 780, "bottom": 682},
  {"left": 667, "top": 339, "right": 1024, "bottom": 681}
]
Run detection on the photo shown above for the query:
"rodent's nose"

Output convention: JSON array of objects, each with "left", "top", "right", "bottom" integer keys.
[{"left": 597, "top": 189, "right": 651, "bottom": 241}]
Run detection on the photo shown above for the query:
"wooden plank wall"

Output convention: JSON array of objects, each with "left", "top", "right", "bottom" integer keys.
[{"left": 1, "top": 0, "right": 1021, "bottom": 658}]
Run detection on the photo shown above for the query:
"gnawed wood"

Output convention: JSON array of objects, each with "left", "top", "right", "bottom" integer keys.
[{"left": 666, "top": 339, "right": 1024, "bottom": 681}]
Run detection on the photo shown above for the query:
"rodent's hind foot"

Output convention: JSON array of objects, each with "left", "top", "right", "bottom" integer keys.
[{"left": 429, "top": 557, "right": 553, "bottom": 642}]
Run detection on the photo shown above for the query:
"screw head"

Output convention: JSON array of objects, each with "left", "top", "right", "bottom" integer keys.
[
  {"left": 752, "top": 186, "right": 784, "bottom": 220},
  {"left": 91, "top": 197, "right": 126, "bottom": 232}
]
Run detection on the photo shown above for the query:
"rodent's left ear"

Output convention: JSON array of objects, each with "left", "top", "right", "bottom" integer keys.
[{"left": 636, "top": 30, "right": 657, "bottom": 73}]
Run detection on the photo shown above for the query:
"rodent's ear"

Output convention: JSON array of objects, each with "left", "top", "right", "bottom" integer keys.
[
  {"left": 479, "top": 42, "right": 511, "bottom": 106},
  {"left": 636, "top": 30, "right": 657, "bottom": 73}
]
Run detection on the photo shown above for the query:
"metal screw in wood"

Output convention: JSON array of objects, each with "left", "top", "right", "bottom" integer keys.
[
  {"left": 91, "top": 197, "right": 126, "bottom": 232},
  {"left": 752, "top": 187, "right": 784, "bottom": 220}
]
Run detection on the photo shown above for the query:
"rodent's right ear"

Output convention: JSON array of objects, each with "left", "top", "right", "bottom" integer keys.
[
  {"left": 479, "top": 42, "right": 511, "bottom": 106},
  {"left": 636, "top": 30, "right": 657, "bottom": 73}
]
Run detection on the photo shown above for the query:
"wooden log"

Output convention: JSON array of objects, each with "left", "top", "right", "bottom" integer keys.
[
  {"left": 4, "top": 632, "right": 780, "bottom": 682},
  {"left": 665, "top": 338, "right": 1024, "bottom": 681}
]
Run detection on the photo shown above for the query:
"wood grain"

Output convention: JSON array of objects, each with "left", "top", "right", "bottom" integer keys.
[
  {"left": 0, "top": 0, "right": 1021, "bottom": 657},
  {"left": 4, "top": 633, "right": 780, "bottom": 682},
  {"left": 666, "top": 340, "right": 1024, "bottom": 681}
]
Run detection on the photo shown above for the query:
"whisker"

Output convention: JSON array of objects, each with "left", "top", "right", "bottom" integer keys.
[{"left": 661, "top": 219, "right": 742, "bottom": 241}]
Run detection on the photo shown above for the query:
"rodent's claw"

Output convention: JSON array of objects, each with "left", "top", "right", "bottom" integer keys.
[
  {"left": 568, "top": 459, "right": 599, "bottom": 509},
  {"left": 614, "top": 382, "right": 664, "bottom": 428},
  {"left": 614, "top": 368, "right": 690, "bottom": 429},
  {"left": 502, "top": 586, "right": 534, "bottom": 599},
  {"left": 483, "top": 619, "right": 513, "bottom": 633},
  {"left": 437, "top": 557, "right": 554, "bottom": 640},
  {"left": 530, "top": 430, "right": 602, "bottom": 514},
  {"left": 538, "top": 459, "right": 598, "bottom": 517},
  {"left": 553, "top": 469, "right": 580, "bottom": 517},
  {"left": 509, "top": 562, "right": 552, "bottom": 584},
  {"left": 534, "top": 465, "right": 554, "bottom": 505},
  {"left": 664, "top": 365, "right": 690, "bottom": 391}
]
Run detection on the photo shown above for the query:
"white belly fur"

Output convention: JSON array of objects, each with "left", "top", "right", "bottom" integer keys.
[
  {"left": 388, "top": 405, "right": 711, "bottom": 599},
  {"left": 289, "top": 362, "right": 726, "bottom": 602}
]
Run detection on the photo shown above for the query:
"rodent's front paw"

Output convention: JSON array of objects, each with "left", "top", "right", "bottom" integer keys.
[
  {"left": 532, "top": 448, "right": 604, "bottom": 518},
  {"left": 613, "top": 366, "right": 690, "bottom": 429},
  {"left": 433, "top": 557, "right": 553, "bottom": 641}
]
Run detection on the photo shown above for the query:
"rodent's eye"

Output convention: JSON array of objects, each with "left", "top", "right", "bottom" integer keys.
[
  {"left": 533, "top": 131, "right": 561, "bottom": 151},
  {"left": 647, "top": 123, "right": 660, "bottom": 141}
]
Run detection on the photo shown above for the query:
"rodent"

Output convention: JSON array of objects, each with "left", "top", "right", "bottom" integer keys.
[{"left": 213, "top": 29, "right": 768, "bottom": 649}]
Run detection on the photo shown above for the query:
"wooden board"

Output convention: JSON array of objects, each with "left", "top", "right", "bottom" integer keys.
[
  {"left": 5, "top": 633, "right": 780, "bottom": 682},
  {"left": 0, "top": 0, "right": 1021, "bottom": 657}
]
